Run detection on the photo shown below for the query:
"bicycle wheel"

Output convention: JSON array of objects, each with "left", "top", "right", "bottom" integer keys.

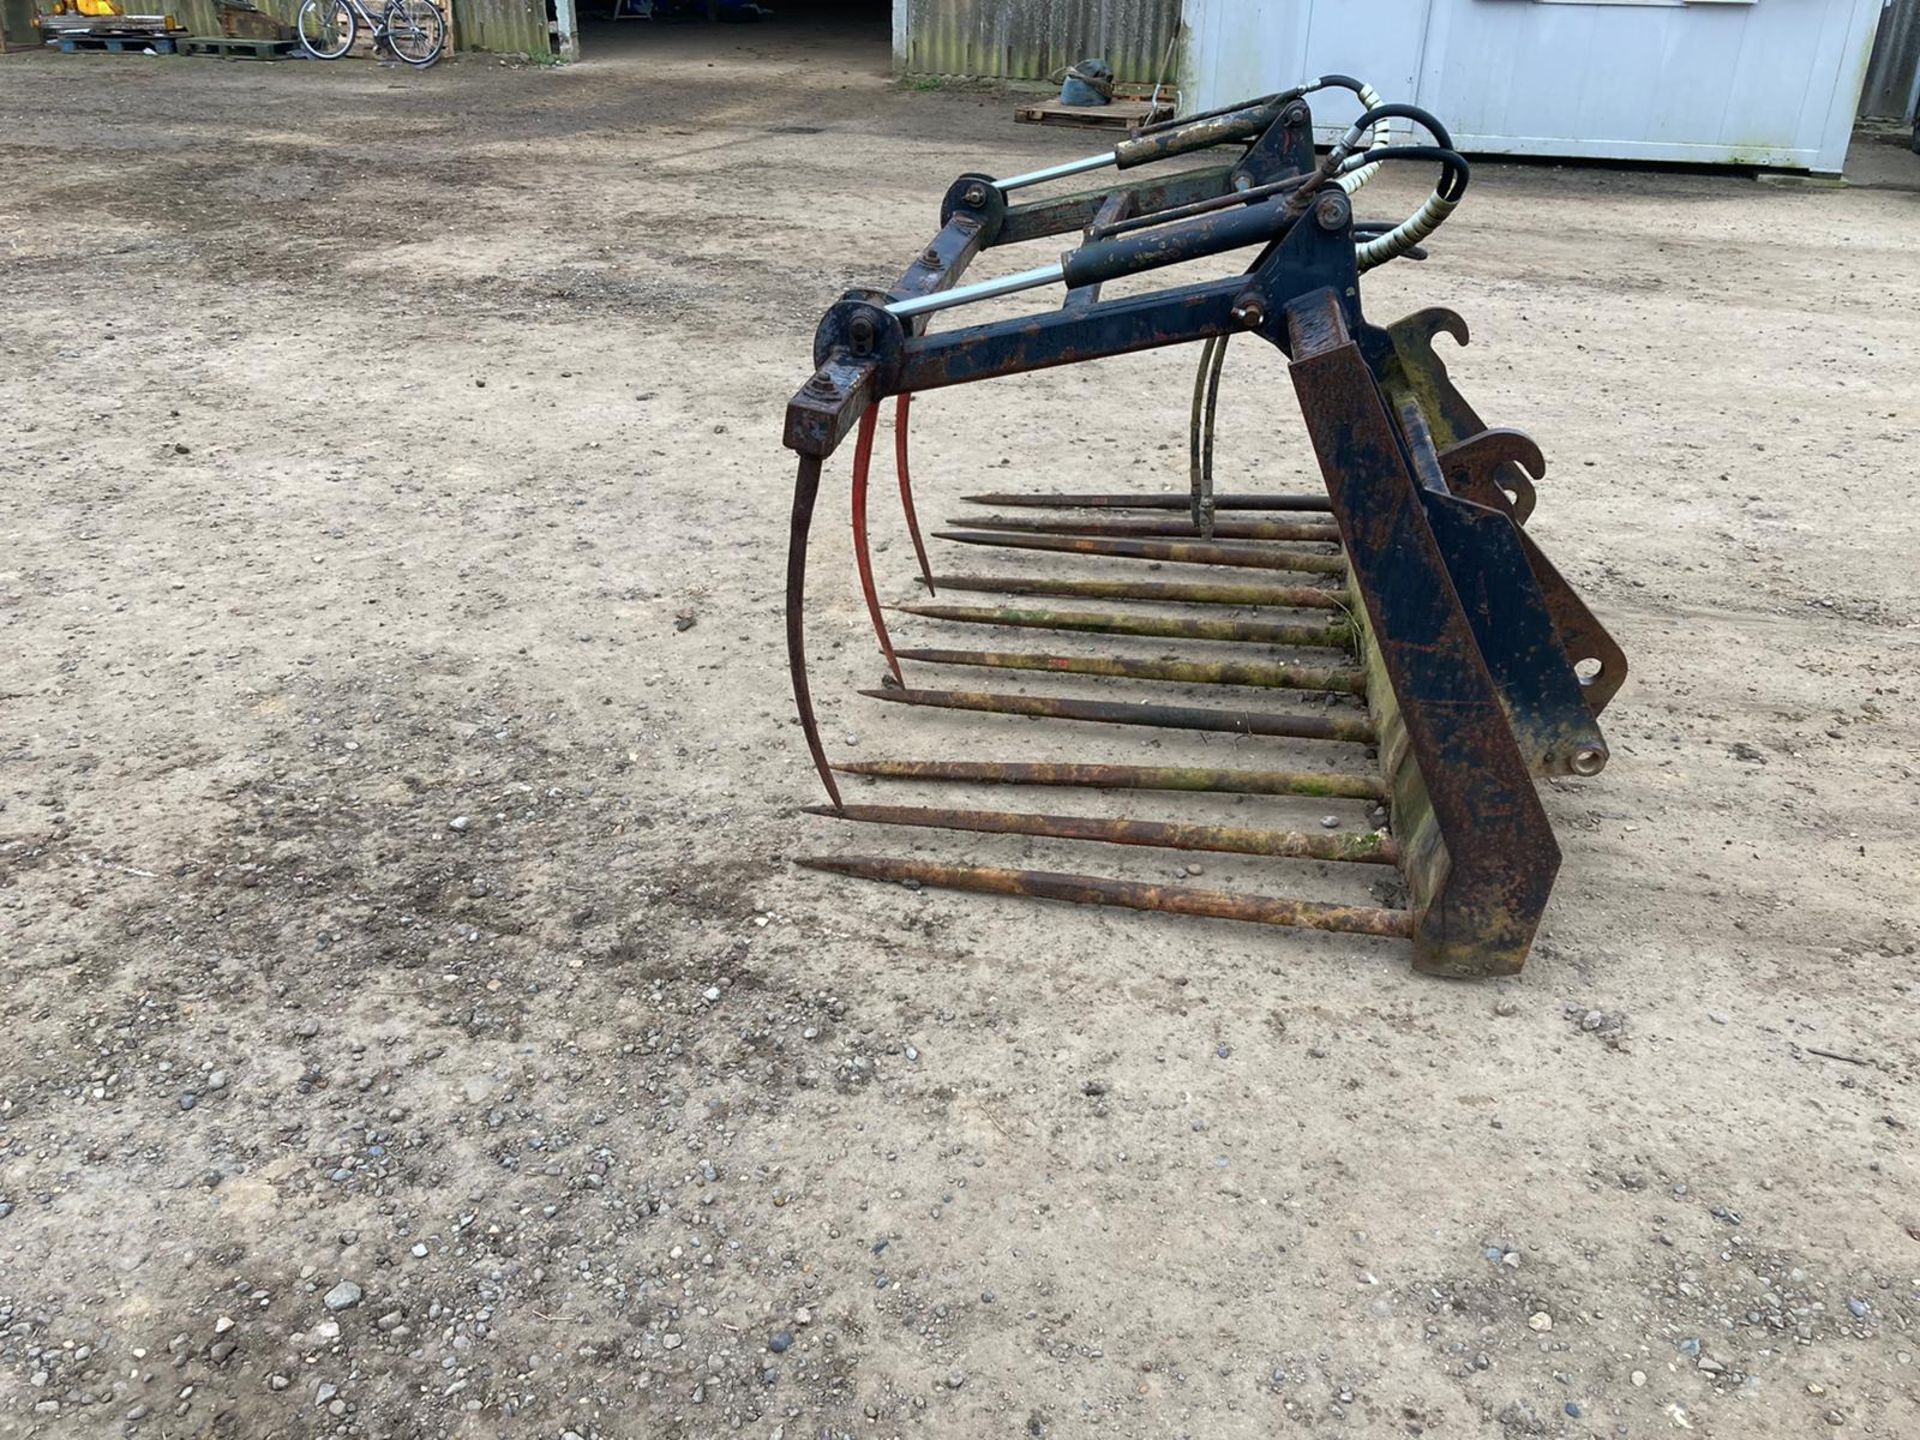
[
  {"left": 382, "top": 0, "right": 445, "bottom": 67},
  {"left": 297, "top": 0, "right": 356, "bottom": 58}
]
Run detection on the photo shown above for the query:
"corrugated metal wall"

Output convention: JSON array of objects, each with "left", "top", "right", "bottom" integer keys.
[
  {"left": 452, "top": 0, "right": 549, "bottom": 57},
  {"left": 900, "top": 0, "right": 1178, "bottom": 84},
  {"left": 2, "top": 0, "right": 537, "bottom": 52},
  {"left": 113, "top": 0, "right": 513, "bottom": 53},
  {"left": 3, "top": 0, "right": 40, "bottom": 48},
  {"left": 1859, "top": 0, "right": 1920, "bottom": 119},
  {"left": 155, "top": 0, "right": 537, "bottom": 54},
  {"left": 165, "top": 0, "right": 300, "bottom": 38}
]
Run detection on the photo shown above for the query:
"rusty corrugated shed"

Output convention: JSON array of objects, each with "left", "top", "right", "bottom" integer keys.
[
  {"left": 161, "top": 0, "right": 478, "bottom": 51},
  {"left": 180, "top": 0, "right": 536, "bottom": 54},
  {"left": 452, "top": 0, "right": 549, "bottom": 57},
  {"left": 901, "top": 0, "right": 1179, "bottom": 85},
  {"left": 142, "top": 0, "right": 299, "bottom": 36},
  {"left": 1859, "top": 0, "right": 1920, "bottom": 119}
]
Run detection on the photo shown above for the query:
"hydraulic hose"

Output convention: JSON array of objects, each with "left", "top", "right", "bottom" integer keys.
[
  {"left": 1306, "top": 74, "right": 1388, "bottom": 196},
  {"left": 1329, "top": 103, "right": 1469, "bottom": 270}
]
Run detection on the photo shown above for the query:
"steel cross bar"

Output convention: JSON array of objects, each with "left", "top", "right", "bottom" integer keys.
[{"left": 897, "top": 276, "right": 1251, "bottom": 394}]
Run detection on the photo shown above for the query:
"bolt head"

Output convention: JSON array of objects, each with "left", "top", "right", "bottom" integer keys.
[
  {"left": 1314, "top": 191, "right": 1350, "bottom": 232},
  {"left": 962, "top": 184, "right": 988, "bottom": 207},
  {"left": 1231, "top": 299, "right": 1266, "bottom": 329}
]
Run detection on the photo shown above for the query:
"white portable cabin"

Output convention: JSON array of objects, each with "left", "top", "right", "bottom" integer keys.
[{"left": 1179, "top": 0, "right": 1885, "bottom": 172}]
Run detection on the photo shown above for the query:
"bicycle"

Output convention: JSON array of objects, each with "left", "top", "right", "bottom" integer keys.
[{"left": 297, "top": 0, "right": 445, "bottom": 68}]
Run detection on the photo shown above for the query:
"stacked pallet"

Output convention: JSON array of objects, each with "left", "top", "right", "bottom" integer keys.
[
  {"left": 176, "top": 0, "right": 299, "bottom": 57},
  {"left": 216, "top": 0, "right": 294, "bottom": 40}
]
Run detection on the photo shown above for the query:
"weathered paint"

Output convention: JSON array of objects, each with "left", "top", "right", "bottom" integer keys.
[
  {"left": 1859, "top": 0, "right": 1920, "bottom": 120},
  {"left": 927, "top": 574, "right": 1347, "bottom": 609},
  {"left": 859, "top": 685, "right": 1379, "bottom": 744},
  {"left": 155, "top": 0, "right": 489, "bottom": 54},
  {"left": 893, "top": 602, "right": 1353, "bottom": 649},
  {"left": 160, "top": 0, "right": 300, "bottom": 38},
  {"left": 898, "top": 0, "right": 1179, "bottom": 85},
  {"left": 797, "top": 856, "right": 1416, "bottom": 939},
  {"left": 932, "top": 528, "right": 1349, "bottom": 576},
  {"left": 890, "top": 645, "right": 1368, "bottom": 694},
  {"left": 962, "top": 489, "right": 1330, "bottom": 512},
  {"left": 807, "top": 802, "right": 1403, "bottom": 865},
  {"left": 831, "top": 758, "right": 1388, "bottom": 801},
  {"left": 954, "top": 514, "right": 1343, "bottom": 542},
  {"left": 452, "top": 0, "right": 548, "bottom": 57},
  {"left": 3, "top": 0, "right": 42, "bottom": 46},
  {"left": 783, "top": 97, "right": 1625, "bottom": 975}
]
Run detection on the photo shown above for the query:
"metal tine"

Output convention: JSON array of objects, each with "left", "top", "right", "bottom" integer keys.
[
  {"left": 934, "top": 530, "right": 1348, "bottom": 575},
  {"left": 1190, "top": 333, "right": 1229, "bottom": 538},
  {"left": 802, "top": 802, "right": 1400, "bottom": 865},
  {"left": 849, "top": 408, "right": 903, "bottom": 685},
  {"left": 963, "top": 491, "right": 1334, "bottom": 512},
  {"left": 858, "top": 686, "right": 1378, "bottom": 744},
  {"left": 928, "top": 575, "right": 1347, "bottom": 611},
  {"left": 892, "top": 646, "right": 1367, "bottom": 694},
  {"left": 796, "top": 856, "right": 1414, "bottom": 939},
  {"left": 893, "top": 393, "right": 936, "bottom": 595},
  {"left": 954, "top": 514, "right": 1344, "bottom": 543},
  {"left": 784, "top": 455, "right": 841, "bottom": 809},
  {"left": 894, "top": 603, "right": 1353, "bottom": 649},
  {"left": 831, "top": 759, "right": 1388, "bottom": 801}
]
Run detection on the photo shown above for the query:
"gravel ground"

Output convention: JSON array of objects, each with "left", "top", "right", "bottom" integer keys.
[{"left": 2, "top": 21, "right": 1918, "bottom": 1440}]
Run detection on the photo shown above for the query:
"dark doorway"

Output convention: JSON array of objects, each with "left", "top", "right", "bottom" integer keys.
[{"left": 573, "top": 0, "right": 891, "bottom": 66}]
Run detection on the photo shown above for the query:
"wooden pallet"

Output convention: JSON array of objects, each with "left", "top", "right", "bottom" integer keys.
[
  {"left": 47, "top": 32, "right": 180, "bottom": 52},
  {"left": 178, "top": 34, "right": 298, "bottom": 57},
  {"left": 1014, "top": 94, "right": 1175, "bottom": 132},
  {"left": 218, "top": 0, "right": 296, "bottom": 40}
]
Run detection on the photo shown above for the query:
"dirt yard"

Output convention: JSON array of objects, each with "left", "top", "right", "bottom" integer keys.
[{"left": 2, "top": 22, "right": 1918, "bottom": 1440}]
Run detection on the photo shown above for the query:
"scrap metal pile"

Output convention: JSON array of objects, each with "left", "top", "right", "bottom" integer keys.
[{"left": 779, "top": 81, "right": 1627, "bottom": 977}]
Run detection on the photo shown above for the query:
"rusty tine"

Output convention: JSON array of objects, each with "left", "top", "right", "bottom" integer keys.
[
  {"left": 849, "top": 408, "right": 902, "bottom": 685},
  {"left": 830, "top": 759, "right": 1388, "bottom": 801},
  {"left": 929, "top": 575, "right": 1346, "bottom": 610},
  {"left": 962, "top": 491, "right": 1335, "bottom": 513},
  {"left": 785, "top": 455, "right": 842, "bottom": 810},
  {"left": 894, "top": 393, "right": 936, "bottom": 594},
  {"left": 892, "top": 646, "right": 1367, "bottom": 694},
  {"left": 895, "top": 603, "right": 1353, "bottom": 648},
  {"left": 796, "top": 856, "right": 1414, "bottom": 939},
  {"left": 803, "top": 803, "right": 1401, "bottom": 865},
  {"left": 953, "top": 514, "right": 1344, "bottom": 543},
  {"left": 857, "top": 686, "right": 1378, "bottom": 743},
  {"left": 934, "top": 530, "right": 1347, "bottom": 575}
]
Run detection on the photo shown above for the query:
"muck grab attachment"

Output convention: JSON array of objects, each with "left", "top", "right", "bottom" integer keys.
[{"left": 780, "top": 82, "right": 1627, "bottom": 977}]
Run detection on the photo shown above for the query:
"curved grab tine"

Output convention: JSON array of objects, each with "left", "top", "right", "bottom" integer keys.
[
  {"left": 851, "top": 408, "right": 903, "bottom": 686},
  {"left": 1404, "top": 305, "right": 1471, "bottom": 349},
  {"left": 893, "top": 393, "right": 936, "bottom": 595},
  {"left": 1197, "top": 335, "right": 1228, "bottom": 541},
  {"left": 787, "top": 455, "right": 843, "bottom": 810},
  {"left": 1187, "top": 336, "right": 1217, "bottom": 533}
]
